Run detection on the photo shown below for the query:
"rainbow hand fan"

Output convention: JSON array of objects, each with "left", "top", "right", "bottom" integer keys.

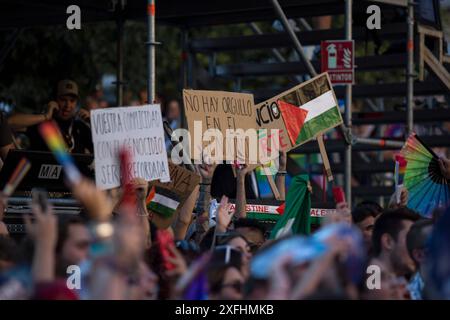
[{"left": 400, "top": 133, "right": 450, "bottom": 217}]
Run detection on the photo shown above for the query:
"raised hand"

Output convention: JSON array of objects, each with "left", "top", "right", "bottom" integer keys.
[
  {"left": 196, "top": 163, "right": 216, "bottom": 183},
  {"left": 165, "top": 244, "right": 188, "bottom": 278},
  {"left": 388, "top": 187, "right": 409, "bottom": 209},
  {"left": 46, "top": 101, "right": 59, "bottom": 120},
  {"left": 24, "top": 203, "right": 57, "bottom": 247},
  {"left": 77, "top": 109, "right": 90, "bottom": 122},
  {"left": 24, "top": 203, "right": 57, "bottom": 283},
  {"left": 130, "top": 178, "right": 149, "bottom": 203},
  {"left": 399, "top": 188, "right": 408, "bottom": 207},
  {"left": 71, "top": 177, "right": 113, "bottom": 222},
  {"left": 216, "top": 195, "right": 233, "bottom": 233},
  {"left": 236, "top": 163, "right": 252, "bottom": 180}
]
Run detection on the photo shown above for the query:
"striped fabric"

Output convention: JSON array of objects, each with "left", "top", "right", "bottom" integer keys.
[{"left": 146, "top": 186, "right": 181, "bottom": 218}]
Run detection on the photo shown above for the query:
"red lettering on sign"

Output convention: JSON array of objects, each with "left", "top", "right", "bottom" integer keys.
[
  {"left": 259, "top": 136, "right": 269, "bottom": 153},
  {"left": 279, "top": 133, "right": 288, "bottom": 149}
]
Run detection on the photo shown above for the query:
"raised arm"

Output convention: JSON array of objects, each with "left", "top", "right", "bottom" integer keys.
[
  {"left": 174, "top": 185, "right": 200, "bottom": 241},
  {"left": 215, "top": 195, "right": 233, "bottom": 233},
  {"left": 275, "top": 151, "right": 287, "bottom": 201},
  {"left": 24, "top": 203, "right": 58, "bottom": 284},
  {"left": 131, "top": 178, "right": 151, "bottom": 248},
  {"left": 235, "top": 164, "right": 252, "bottom": 219},
  {"left": 8, "top": 101, "right": 59, "bottom": 130},
  {"left": 0, "top": 193, "right": 9, "bottom": 236},
  {"left": 194, "top": 163, "right": 216, "bottom": 241},
  {"left": 71, "top": 177, "right": 113, "bottom": 222}
]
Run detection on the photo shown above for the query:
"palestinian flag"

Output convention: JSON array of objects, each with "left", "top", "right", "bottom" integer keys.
[
  {"left": 146, "top": 186, "right": 181, "bottom": 218},
  {"left": 294, "top": 90, "right": 342, "bottom": 145},
  {"left": 270, "top": 174, "right": 311, "bottom": 239},
  {"left": 278, "top": 100, "right": 308, "bottom": 146},
  {"left": 276, "top": 202, "right": 285, "bottom": 215}
]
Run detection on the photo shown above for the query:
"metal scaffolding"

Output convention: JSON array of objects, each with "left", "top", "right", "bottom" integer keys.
[
  {"left": 406, "top": 0, "right": 415, "bottom": 135},
  {"left": 173, "top": 0, "right": 445, "bottom": 202},
  {"left": 115, "top": 2, "right": 124, "bottom": 107},
  {"left": 270, "top": 0, "right": 317, "bottom": 78},
  {"left": 146, "top": 0, "right": 156, "bottom": 104},
  {"left": 344, "top": 0, "right": 353, "bottom": 206},
  {"left": 1, "top": 0, "right": 448, "bottom": 204}
]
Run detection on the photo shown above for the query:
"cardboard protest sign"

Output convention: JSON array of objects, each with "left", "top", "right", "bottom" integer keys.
[
  {"left": 90, "top": 105, "right": 170, "bottom": 190},
  {"left": 255, "top": 73, "right": 342, "bottom": 152},
  {"left": 183, "top": 89, "right": 257, "bottom": 163},
  {"left": 149, "top": 161, "right": 201, "bottom": 229}
]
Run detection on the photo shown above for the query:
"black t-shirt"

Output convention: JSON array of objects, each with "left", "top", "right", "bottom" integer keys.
[
  {"left": 26, "top": 118, "right": 93, "bottom": 154},
  {"left": 0, "top": 112, "right": 13, "bottom": 148}
]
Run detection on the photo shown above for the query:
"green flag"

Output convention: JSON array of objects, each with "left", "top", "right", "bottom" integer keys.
[{"left": 270, "top": 174, "right": 311, "bottom": 239}]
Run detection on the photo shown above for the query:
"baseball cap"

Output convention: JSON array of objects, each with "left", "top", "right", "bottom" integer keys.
[{"left": 57, "top": 79, "right": 79, "bottom": 98}]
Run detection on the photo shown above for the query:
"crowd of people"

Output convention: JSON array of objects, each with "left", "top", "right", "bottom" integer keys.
[
  {"left": 1, "top": 79, "right": 183, "bottom": 155},
  {"left": 0, "top": 79, "right": 449, "bottom": 300}
]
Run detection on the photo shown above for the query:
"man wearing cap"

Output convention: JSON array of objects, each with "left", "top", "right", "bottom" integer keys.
[{"left": 24, "top": 80, "right": 93, "bottom": 154}]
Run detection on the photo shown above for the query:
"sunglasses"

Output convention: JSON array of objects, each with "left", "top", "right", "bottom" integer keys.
[
  {"left": 221, "top": 281, "right": 244, "bottom": 293},
  {"left": 215, "top": 245, "right": 242, "bottom": 264}
]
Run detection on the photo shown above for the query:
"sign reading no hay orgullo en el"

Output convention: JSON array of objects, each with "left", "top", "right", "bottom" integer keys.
[
  {"left": 90, "top": 105, "right": 170, "bottom": 190},
  {"left": 183, "top": 89, "right": 257, "bottom": 163}
]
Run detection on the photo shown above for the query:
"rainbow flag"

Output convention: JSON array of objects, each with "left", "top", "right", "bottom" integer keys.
[
  {"left": 2, "top": 158, "right": 31, "bottom": 196},
  {"left": 39, "top": 121, "right": 81, "bottom": 184},
  {"left": 394, "top": 154, "right": 407, "bottom": 204}
]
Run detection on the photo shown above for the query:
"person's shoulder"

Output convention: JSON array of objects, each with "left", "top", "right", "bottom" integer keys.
[{"left": 74, "top": 119, "right": 91, "bottom": 131}]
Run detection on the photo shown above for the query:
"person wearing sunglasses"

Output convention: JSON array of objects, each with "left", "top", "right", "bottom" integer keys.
[
  {"left": 208, "top": 246, "right": 245, "bottom": 300},
  {"left": 217, "top": 232, "right": 252, "bottom": 279},
  {"left": 234, "top": 218, "right": 266, "bottom": 254},
  {"left": 208, "top": 264, "right": 244, "bottom": 300}
]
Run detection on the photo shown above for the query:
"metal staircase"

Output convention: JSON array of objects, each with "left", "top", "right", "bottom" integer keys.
[{"left": 170, "top": 0, "right": 450, "bottom": 203}]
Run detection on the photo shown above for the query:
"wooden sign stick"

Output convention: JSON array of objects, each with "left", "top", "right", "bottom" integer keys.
[
  {"left": 262, "top": 166, "right": 281, "bottom": 200},
  {"left": 317, "top": 134, "right": 334, "bottom": 182}
]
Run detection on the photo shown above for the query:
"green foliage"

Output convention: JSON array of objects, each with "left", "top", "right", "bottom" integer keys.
[{"left": 0, "top": 21, "right": 182, "bottom": 112}]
